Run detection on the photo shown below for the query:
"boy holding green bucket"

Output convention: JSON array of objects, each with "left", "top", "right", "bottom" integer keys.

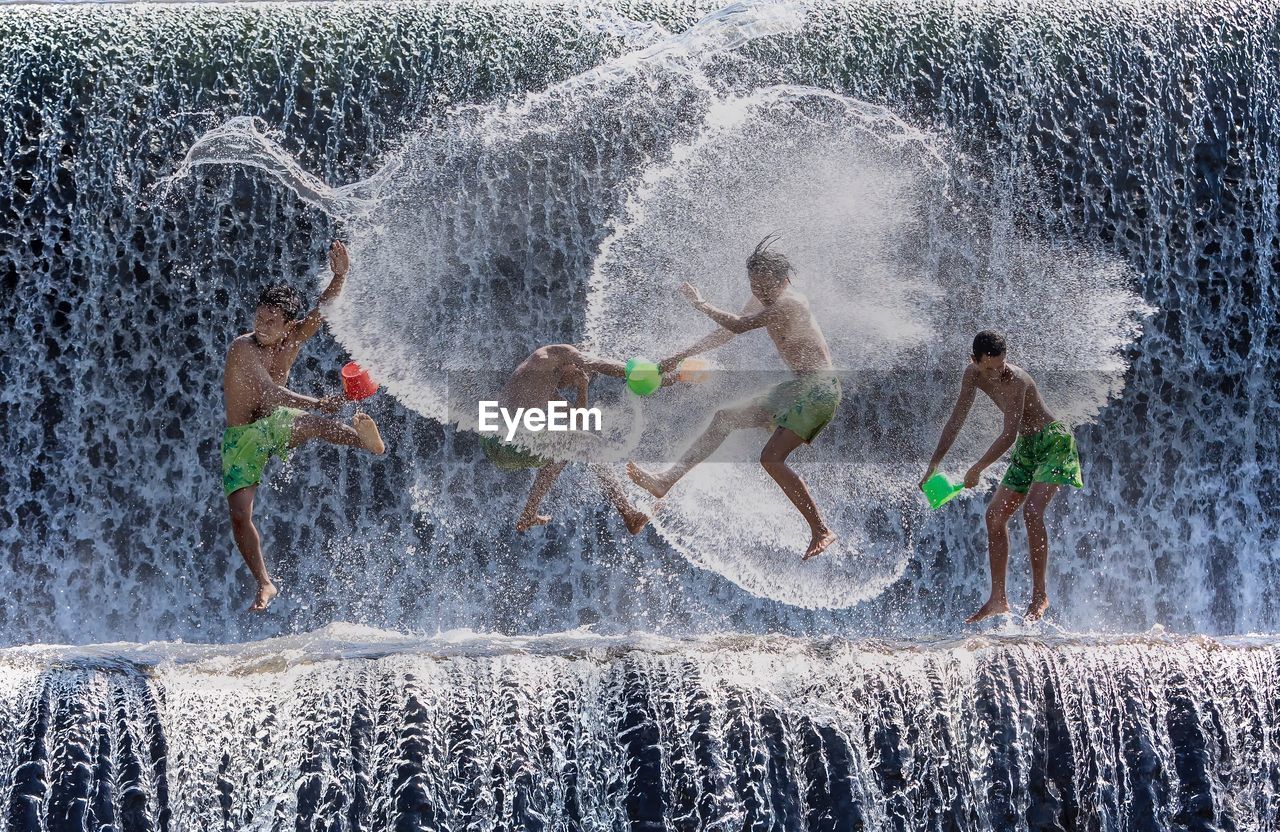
[
  {"left": 481, "top": 344, "right": 652, "bottom": 534},
  {"left": 921, "top": 330, "right": 1084, "bottom": 623},
  {"left": 627, "top": 235, "right": 842, "bottom": 561}
]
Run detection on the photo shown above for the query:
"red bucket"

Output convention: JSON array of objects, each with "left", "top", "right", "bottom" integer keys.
[{"left": 341, "top": 361, "right": 378, "bottom": 401}]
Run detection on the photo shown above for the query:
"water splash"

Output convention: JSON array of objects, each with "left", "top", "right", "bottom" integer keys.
[
  {"left": 173, "top": 1, "right": 810, "bottom": 434},
  {"left": 172, "top": 2, "right": 1148, "bottom": 609},
  {"left": 167, "top": 115, "right": 380, "bottom": 218},
  {"left": 584, "top": 83, "right": 1150, "bottom": 606},
  {"left": 1, "top": 0, "right": 1276, "bottom": 643}
]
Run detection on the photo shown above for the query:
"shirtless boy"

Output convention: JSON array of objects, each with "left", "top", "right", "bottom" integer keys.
[
  {"left": 921, "top": 330, "right": 1084, "bottom": 623},
  {"left": 627, "top": 235, "right": 842, "bottom": 560},
  {"left": 222, "top": 241, "right": 385, "bottom": 612},
  {"left": 482, "top": 344, "right": 650, "bottom": 534}
]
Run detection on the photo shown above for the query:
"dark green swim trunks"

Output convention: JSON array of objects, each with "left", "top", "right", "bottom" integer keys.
[
  {"left": 1000, "top": 421, "right": 1084, "bottom": 494},
  {"left": 756, "top": 373, "right": 843, "bottom": 443},
  {"left": 480, "top": 434, "right": 548, "bottom": 471}
]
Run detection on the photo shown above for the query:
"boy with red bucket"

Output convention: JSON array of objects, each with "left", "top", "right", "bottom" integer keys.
[{"left": 221, "top": 241, "right": 384, "bottom": 612}]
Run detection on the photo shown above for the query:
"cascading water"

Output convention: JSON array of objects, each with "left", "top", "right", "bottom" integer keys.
[
  {"left": 2, "top": 0, "right": 1279, "bottom": 827},
  {"left": 2, "top": 629, "right": 1278, "bottom": 829}
]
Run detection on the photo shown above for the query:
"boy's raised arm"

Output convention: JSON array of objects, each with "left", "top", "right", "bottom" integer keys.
[
  {"left": 658, "top": 295, "right": 764, "bottom": 372},
  {"left": 575, "top": 352, "right": 628, "bottom": 379},
  {"left": 292, "top": 240, "right": 349, "bottom": 343},
  {"left": 658, "top": 329, "right": 733, "bottom": 374},
  {"left": 681, "top": 282, "right": 780, "bottom": 334}
]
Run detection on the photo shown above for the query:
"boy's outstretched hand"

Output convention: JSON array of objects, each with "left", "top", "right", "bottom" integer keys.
[
  {"left": 328, "top": 240, "right": 349, "bottom": 276},
  {"left": 963, "top": 465, "right": 983, "bottom": 488},
  {"left": 679, "top": 281, "right": 705, "bottom": 307}
]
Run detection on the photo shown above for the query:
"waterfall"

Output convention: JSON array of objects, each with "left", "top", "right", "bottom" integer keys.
[
  {"left": 4, "top": 0, "right": 1280, "bottom": 827},
  {"left": 1, "top": 629, "right": 1278, "bottom": 829},
  {"left": 3, "top": 0, "right": 1275, "bottom": 644}
]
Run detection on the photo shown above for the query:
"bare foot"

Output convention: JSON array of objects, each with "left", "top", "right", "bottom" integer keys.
[
  {"left": 626, "top": 462, "right": 673, "bottom": 498},
  {"left": 965, "top": 596, "right": 1011, "bottom": 624},
  {"left": 622, "top": 509, "right": 651, "bottom": 535},
  {"left": 1024, "top": 593, "right": 1050, "bottom": 622},
  {"left": 802, "top": 528, "right": 837, "bottom": 561},
  {"left": 353, "top": 412, "right": 385, "bottom": 454},
  {"left": 516, "top": 513, "right": 551, "bottom": 533},
  {"left": 249, "top": 581, "right": 278, "bottom": 613}
]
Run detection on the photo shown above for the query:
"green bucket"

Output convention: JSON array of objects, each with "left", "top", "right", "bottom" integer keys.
[
  {"left": 920, "top": 473, "right": 965, "bottom": 509},
  {"left": 625, "top": 357, "right": 662, "bottom": 396}
]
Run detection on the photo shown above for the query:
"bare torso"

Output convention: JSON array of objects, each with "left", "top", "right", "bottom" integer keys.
[
  {"left": 224, "top": 334, "right": 304, "bottom": 426},
  {"left": 499, "top": 345, "right": 576, "bottom": 410},
  {"left": 973, "top": 362, "right": 1056, "bottom": 435},
  {"left": 762, "top": 291, "right": 833, "bottom": 375}
]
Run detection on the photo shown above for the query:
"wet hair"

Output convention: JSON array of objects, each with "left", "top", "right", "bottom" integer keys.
[
  {"left": 972, "top": 329, "right": 1007, "bottom": 360},
  {"left": 746, "top": 233, "right": 793, "bottom": 282},
  {"left": 257, "top": 284, "right": 304, "bottom": 320}
]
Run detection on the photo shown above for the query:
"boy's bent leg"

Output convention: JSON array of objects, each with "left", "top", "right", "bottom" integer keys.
[
  {"left": 227, "top": 486, "right": 278, "bottom": 612},
  {"left": 590, "top": 464, "right": 650, "bottom": 535},
  {"left": 289, "top": 413, "right": 385, "bottom": 454},
  {"left": 628, "top": 402, "right": 771, "bottom": 497},
  {"left": 759, "top": 427, "right": 836, "bottom": 560},
  {"left": 517, "top": 461, "right": 568, "bottom": 532},
  {"left": 1021, "top": 483, "right": 1060, "bottom": 621},
  {"left": 967, "top": 485, "right": 1026, "bottom": 623}
]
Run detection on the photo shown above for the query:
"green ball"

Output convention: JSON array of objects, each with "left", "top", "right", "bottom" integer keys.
[{"left": 625, "top": 358, "right": 662, "bottom": 396}]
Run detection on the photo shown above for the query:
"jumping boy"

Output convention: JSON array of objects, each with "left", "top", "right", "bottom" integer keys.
[
  {"left": 222, "top": 241, "right": 385, "bottom": 612},
  {"left": 482, "top": 344, "right": 651, "bottom": 534},
  {"left": 921, "top": 330, "right": 1083, "bottom": 623},
  {"left": 627, "top": 235, "right": 842, "bottom": 560}
]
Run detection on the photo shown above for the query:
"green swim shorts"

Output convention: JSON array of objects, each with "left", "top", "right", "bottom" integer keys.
[
  {"left": 1000, "top": 421, "right": 1085, "bottom": 494},
  {"left": 758, "top": 373, "right": 843, "bottom": 443},
  {"left": 480, "top": 434, "right": 548, "bottom": 471},
  {"left": 221, "top": 407, "right": 304, "bottom": 496}
]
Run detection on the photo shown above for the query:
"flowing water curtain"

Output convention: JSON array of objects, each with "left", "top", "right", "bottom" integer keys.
[
  {"left": 0, "top": 0, "right": 1277, "bottom": 642},
  {"left": 1, "top": 636, "right": 1278, "bottom": 828}
]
